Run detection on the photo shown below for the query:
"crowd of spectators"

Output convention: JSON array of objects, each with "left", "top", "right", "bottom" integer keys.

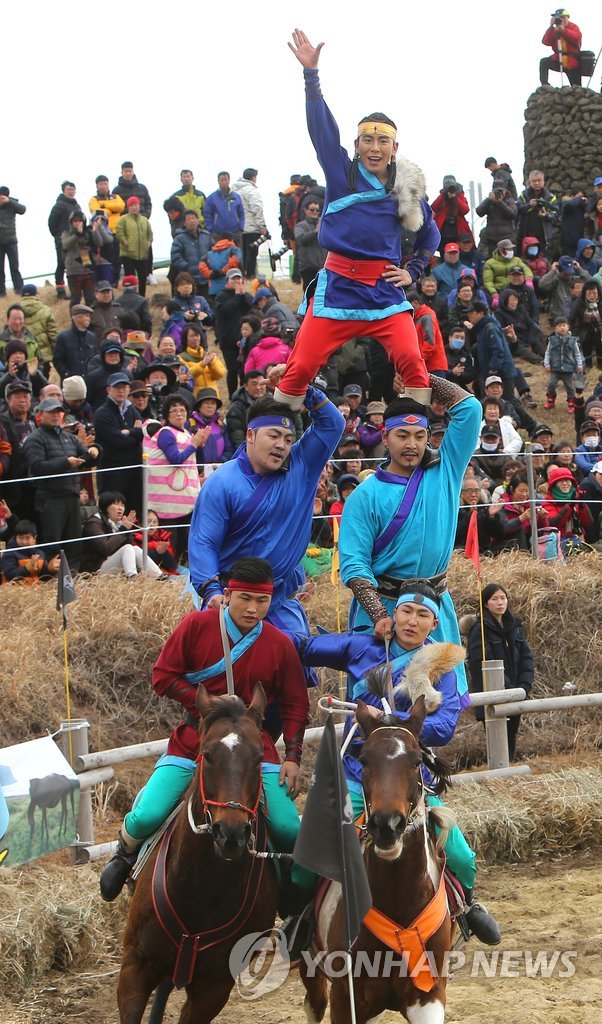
[{"left": 0, "top": 152, "right": 601, "bottom": 583}]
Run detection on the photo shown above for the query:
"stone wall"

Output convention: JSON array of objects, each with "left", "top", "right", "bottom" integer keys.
[{"left": 523, "top": 85, "right": 602, "bottom": 195}]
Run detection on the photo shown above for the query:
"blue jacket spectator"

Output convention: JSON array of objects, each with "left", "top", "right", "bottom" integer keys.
[
  {"left": 468, "top": 303, "right": 517, "bottom": 395},
  {"left": 575, "top": 238, "right": 600, "bottom": 277},
  {"left": 204, "top": 178, "right": 245, "bottom": 239},
  {"left": 170, "top": 218, "right": 211, "bottom": 290}
]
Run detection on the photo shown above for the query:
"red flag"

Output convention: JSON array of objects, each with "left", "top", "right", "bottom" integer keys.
[{"left": 464, "top": 507, "right": 481, "bottom": 573}]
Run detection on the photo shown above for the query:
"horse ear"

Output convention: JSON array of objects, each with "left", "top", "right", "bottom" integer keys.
[
  {"left": 248, "top": 683, "right": 267, "bottom": 726},
  {"left": 355, "top": 699, "right": 383, "bottom": 737},
  {"left": 405, "top": 694, "right": 427, "bottom": 738},
  {"left": 196, "top": 685, "right": 212, "bottom": 719}
]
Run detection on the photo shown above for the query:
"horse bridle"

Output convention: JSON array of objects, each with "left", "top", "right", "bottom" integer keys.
[
  {"left": 360, "top": 724, "right": 426, "bottom": 837},
  {"left": 187, "top": 753, "right": 263, "bottom": 837}
]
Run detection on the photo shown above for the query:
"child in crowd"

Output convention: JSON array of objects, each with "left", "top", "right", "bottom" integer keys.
[
  {"left": 329, "top": 473, "right": 360, "bottom": 523},
  {"left": 134, "top": 510, "right": 179, "bottom": 574},
  {"left": 243, "top": 322, "right": 292, "bottom": 375},
  {"left": 178, "top": 325, "right": 225, "bottom": 396},
  {"left": 520, "top": 237, "right": 550, "bottom": 287},
  {"left": 543, "top": 315, "right": 584, "bottom": 412},
  {"left": 159, "top": 300, "right": 187, "bottom": 350},
  {"left": 358, "top": 400, "right": 386, "bottom": 459},
  {"left": 188, "top": 388, "right": 233, "bottom": 469},
  {"left": 2, "top": 520, "right": 60, "bottom": 584}
]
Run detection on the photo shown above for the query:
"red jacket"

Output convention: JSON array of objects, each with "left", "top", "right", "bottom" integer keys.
[
  {"left": 431, "top": 192, "right": 474, "bottom": 245},
  {"left": 413, "top": 304, "right": 448, "bottom": 372},
  {"left": 542, "top": 22, "right": 582, "bottom": 69},
  {"left": 152, "top": 609, "right": 309, "bottom": 765}
]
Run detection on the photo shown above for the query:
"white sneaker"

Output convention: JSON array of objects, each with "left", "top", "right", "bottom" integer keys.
[{"left": 147, "top": 274, "right": 158, "bottom": 286}]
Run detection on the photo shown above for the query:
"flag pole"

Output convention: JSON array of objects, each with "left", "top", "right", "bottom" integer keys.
[
  {"left": 57, "top": 549, "right": 77, "bottom": 767},
  {"left": 331, "top": 518, "right": 345, "bottom": 701},
  {"left": 332, "top": 724, "right": 359, "bottom": 1024},
  {"left": 63, "top": 626, "right": 74, "bottom": 767},
  {"left": 477, "top": 577, "right": 486, "bottom": 665}
]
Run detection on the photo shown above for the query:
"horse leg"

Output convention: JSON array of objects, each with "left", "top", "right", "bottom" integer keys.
[
  {"left": 178, "top": 976, "right": 235, "bottom": 1024},
  {"left": 117, "top": 959, "right": 156, "bottom": 1024},
  {"left": 147, "top": 978, "right": 174, "bottom": 1024},
  {"left": 299, "top": 959, "right": 328, "bottom": 1023}
]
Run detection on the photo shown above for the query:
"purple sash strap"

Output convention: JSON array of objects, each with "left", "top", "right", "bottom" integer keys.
[{"left": 372, "top": 466, "right": 424, "bottom": 558}]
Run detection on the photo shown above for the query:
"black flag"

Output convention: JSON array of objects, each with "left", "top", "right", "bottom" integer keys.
[
  {"left": 293, "top": 716, "right": 372, "bottom": 949},
  {"left": 56, "top": 550, "right": 77, "bottom": 628}
]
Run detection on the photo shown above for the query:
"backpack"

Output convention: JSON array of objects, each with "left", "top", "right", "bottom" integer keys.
[{"left": 537, "top": 527, "right": 564, "bottom": 561}]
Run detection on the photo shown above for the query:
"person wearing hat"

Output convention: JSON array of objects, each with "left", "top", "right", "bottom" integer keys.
[
  {"left": 456, "top": 230, "right": 485, "bottom": 285},
  {"left": 136, "top": 361, "right": 178, "bottom": 419},
  {"left": 447, "top": 268, "right": 490, "bottom": 320},
  {"left": 481, "top": 396, "right": 523, "bottom": 455},
  {"left": 271, "top": 30, "right": 439, "bottom": 413},
  {"left": 516, "top": 171, "right": 559, "bottom": 256},
  {"left": 483, "top": 239, "right": 533, "bottom": 300},
  {"left": 358, "top": 400, "right": 386, "bottom": 457},
  {"left": 115, "top": 196, "right": 153, "bottom": 297},
  {"left": 93, "top": 372, "right": 144, "bottom": 513},
  {"left": 504, "top": 261, "right": 542, "bottom": 322},
  {"left": 575, "top": 238, "right": 600, "bottom": 277},
  {"left": 18, "top": 284, "right": 58, "bottom": 373},
  {"left": 62, "top": 375, "right": 95, "bottom": 435},
  {"left": 520, "top": 237, "right": 551, "bottom": 287},
  {"left": 85, "top": 338, "right": 130, "bottom": 410},
  {"left": 22, "top": 396, "right": 100, "bottom": 570},
  {"left": 573, "top": 419, "right": 601, "bottom": 475},
  {"left": 431, "top": 175, "right": 474, "bottom": 251},
  {"left": 116, "top": 275, "right": 153, "bottom": 335},
  {"left": 543, "top": 313, "right": 583, "bottom": 411},
  {"left": 329, "top": 473, "right": 360, "bottom": 523},
  {"left": 61, "top": 210, "right": 108, "bottom": 309},
  {"left": 540, "top": 9, "right": 582, "bottom": 86},
  {"left": 53, "top": 305, "right": 98, "bottom": 381},
  {"left": 431, "top": 242, "right": 464, "bottom": 300},
  {"left": 483, "top": 374, "right": 537, "bottom": 435},
  {"left": 0, "top": 379, "right": 37, "bottom": 519},
  {"left": 0, "top": 185, "right": 26, "bottom": 297},
  {"left": 472, "top": 423, "right": 507, "bottom": 484},
  {"left": 188, "top": 387, "right": 233, "bottom": 468},
  {"left": 531, "top": 423, "right": 555, "bottom": 451},
  {"left": 0, "top": 340, "right": 48, "bottom": 404},
  {"left": 342, "top": 383, "right": 365, "bottom": 416},
  {"left": 214, "top": 269, "right": 254, "bottom": 398},
  {"left": 252, "top": 287, "right": 300, "bottom": 335},
  {"left": 89, "top": 281, "right": 125, "bottom": 344},
  {"left": 475, "top": 181, "right": 517, "bottom": 257},
  {"left": 113, "top": 164, "right": 154, "bottom": 286},
  {"left": 542, "top": 465, "right": 591, "bottom": 544}
]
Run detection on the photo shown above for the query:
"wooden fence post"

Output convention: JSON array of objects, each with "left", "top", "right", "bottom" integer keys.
[
  {"left": 481, "top": 661, "right": 510, "bottom": 769},
  {"left": 59, "top": 719, "right": 94, "bottom": 865}
]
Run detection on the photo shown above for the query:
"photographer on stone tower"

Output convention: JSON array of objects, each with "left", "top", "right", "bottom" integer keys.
[{"left": 540, "top": 8, "right": 583, "bottom": 87}]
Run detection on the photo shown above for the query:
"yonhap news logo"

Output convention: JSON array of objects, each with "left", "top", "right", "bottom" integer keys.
[{"left": 229, "top": 927, "right": 291, "bottom": 1001}]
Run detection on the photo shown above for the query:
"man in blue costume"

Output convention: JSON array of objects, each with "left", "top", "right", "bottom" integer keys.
[
  {"left": 273, "top": 29, "right": 440, "bottom": 411},
  {"left": 188, "top": 369, "right": 344, "bottom": 643},
  {"left": 296, "top": 583, "right": 500, "bottom": 945},
  {"left": 339, "top": 372, "right": 481, "bottom": 702}
]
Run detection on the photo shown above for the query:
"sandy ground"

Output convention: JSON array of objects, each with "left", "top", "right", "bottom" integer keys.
[{"left": 3, "top": 850, "right": 600, "bottom": 1024}]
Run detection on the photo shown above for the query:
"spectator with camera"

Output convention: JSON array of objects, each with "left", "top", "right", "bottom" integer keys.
[
  {"left": 516, "top": 171, "right": 559, "bottom": 256},
  {"left": 61, "top": 210, "right": 106, "bottom": 308},
  {"left": 48, "top": 181, "right": 82, "bottom": 302},
  {"left": 431, "top": 175, "right": 473, "bottom": 251},
  {"left": 476, "top": 182, "right": 518, "bottom": 257},
  {"left": 0, "top": 342, "right": 48, "bottom": 404},
  {"left": 540, "top": 9, "right": 583, "bottom": 87},
  {"left": 232, "top": 168, "right": 269, "bottom": 278},
  {"left": 170, "top": 211, "right": 212, "bottom": 298},
  {"left": 539, "top": 255, "right": 591, "bottom": 320},
  {"left": 484, "top": 158, "right": 517, "bottom": 201}
]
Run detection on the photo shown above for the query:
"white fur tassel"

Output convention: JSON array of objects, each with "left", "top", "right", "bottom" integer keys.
[{"left": 391, "top": 156, "right": 427, "bottom": 232}]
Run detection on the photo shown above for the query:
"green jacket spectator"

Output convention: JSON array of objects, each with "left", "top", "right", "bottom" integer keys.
[
  {"left": 115, "top": 211, "right": 153, "bottom": 260},
  {"left": 19, "top": 286, "right": 58, "bottom": 364},
  {"left": 169, "top": 170, "right": 206, "bottom": 225},
  {"left": 483, "top": 243, "right": 533, "bottom": 298}
]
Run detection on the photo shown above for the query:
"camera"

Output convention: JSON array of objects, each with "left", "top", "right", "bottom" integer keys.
[
  {"left": 535, "top": 198, "right": 547, "bottom": 210},
  {"left": 493, "top": 188, "right": 504, "bottom": 198},
  {"left": 249, "top": 232, "right": 271, "bottom": 252},
  {"left": 269, "top": 244, "right": 290, "bottom": 272},
  {"left": 554, "top": 16, "right": 562, "bottom": 25}
]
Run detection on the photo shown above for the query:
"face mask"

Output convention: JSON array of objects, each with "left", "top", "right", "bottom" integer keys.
[
  {"left": 449, "top": 338, "right": 465, "bottom": 351},
  {"left": 583, "top": 436, "right": 599, "bottom": 448},
  {"left": 481, "top": 441, "right": 499, "bottom": 452},
  {"left": 526, "top": 247, "right": 538, "bottom": 257},
  {"left": 502, "top": 251, "right": 514, "bottom": 261}
]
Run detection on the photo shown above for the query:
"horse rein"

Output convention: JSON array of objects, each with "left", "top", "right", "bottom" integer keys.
[
  {"left": 187, "top": 753, "right": 263, "bottom": 838},
  {"left": 361, "top": 723, "right": 427, "bottom": 838}
]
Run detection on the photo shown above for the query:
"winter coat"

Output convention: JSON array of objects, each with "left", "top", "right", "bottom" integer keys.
[
  {"left": 232, "top": 178, "right": 266, "bottom": 233},
  {"left": 516, "top": 187, "right": 559, "bottom": 248},
  {"left": 541, "top": 20, "right": 582, "bottom": 68},
  {"left": 199, "top": 239, "right": 242, "bottom": 296},
  {"left": 479, "top": 415, "right": 523, "bottom": 455},
  {"left": 495, "top": 289, "right": 541, "bottom": 348},
  {"left": 444, "top": 344, "right": 475, "bottom": 387},
  {"left": 258, "top": 295, "right": 299, "bottom": 335},
  {"left": 53, "top": 326, "right": 98, "bottom": 380},
  {"left": 62, "top": 217, "right": 109, "bottom": 277},
  {"left": 483, "top": 250, "right": 533, "bottom": 296},
  {"left": 578, "top": 473, "right": 602, "bottom": 542},
  {"left": 431, "top": 191, "right": 473, "bottom": 245},
  {"left": 584, "top": 207, "right": 602, "bottom": 246},
  {"left": 575, "top": 238, "right": 600, "bottom": 276},
  {"left": 2, "top": 538, "right": 51, "bottom": 584},
  {"left": 22, "top": 423, "right": 99, "bottom": 500},
  {"left": 0, "top": 326, "right": 41, "bottom": 364},
  {"left": 430, "top": 260, "right": 463, "bottom": 300},
  {"left": 80, "top": 511, "right": 133, "bottom": 573},
  {"left": 225, "top": 385, "right": 255, "bottom": 449},
  {"left": 169, "top": 186, "right": 206, "bottom": 224},
  {"left": 412, "top": 304, "right": 447, "bottom": 372},
  {"left": 539, "top": 265, "right": 590, "bottom": 321},
  {"left": 203, "top": 188, "right": 245, "bottom": 236},
  {"left": 294, "top": 217, "right": 327, "bottom": 273},
  {"left": 543, "top": 332, "right": 583, "bottom": 374},
  {"left": 48, "top": 193, "right": 82, "bottom": 239},
  {"left": 244, "top": 336, "right": 291, "bottom": 374},
  {"left": 170, "top": 227, "right": 211, "bottom": 287},
  {"left": 116, "top": 288, "right": 153, "bottom": 335},
  {"left": 541, "top": 468, "right": 591, "bottom": 537},
  {"left": 559, "top": 197, "right": 587, "bottom": 257},
  {"left": 459, "top": 247, "right": 485, "bottom": 285},
  {"left": 188, "top": 410, "right": 233, "bottom": 465},
  {"left": 93, "top": 397, "right": 142, "bottom": 469},
  {"left": 0, "top": 366, "right": 48, "bottom": 403},
  {"left": 357, "top": 421, "right": 386, "bottom": 456},
  {"left": 85, "top": 342, "right": 129, "bottom": 409},
  {"left": 471, "top": 312, "right": 517, "bottom": 382},
  {"left": 112, "top": 175, "right": 152, "bottom": 218},
  {"left": 520, "top": 237, "right": 550, "bottom": 281},
  {"left": 569, "top": 284, "right": 602, "bottom": 346},
  {"left": 475, "top": 195, "right": 517, "bottom": 248},
  {"left": 115, "top": 213, "right": 153, "bottom": 260},
  {"left": 88, "top": 192, "right": 125, "bottom": 231},
  {"left": 178, "top": 349, "right": 226, "bottom": 396},
  {"left": 214, "top": 288, "right": 253, "bottom": 350},
  {"left": 466, "top": 609, "right": 534, "bottom": 720},
  {"left": 0, "top": 197, "right": 26, "bottom": 244},
  {"left": 18, "top": 297, "right": 57, "bottom": 363},
  {"left": 90, "top": 300, "right": 125, "bottom": 344},
  {"left": 454, "top": 506, "right": 511, "bottom": 554}
]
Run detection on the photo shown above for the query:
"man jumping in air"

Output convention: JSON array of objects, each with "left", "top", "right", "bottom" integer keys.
[{"left": 273, "top": 28, "right": 441, "bottom": 411}]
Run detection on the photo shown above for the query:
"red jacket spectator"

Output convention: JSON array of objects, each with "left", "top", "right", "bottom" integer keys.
[
  {"left": 412, "top": 302, "right": 448, "bottom": 373},
  {"left": 431, "top": 176, "right": 474, "bottom": 248},
  {"left": 542, "top": 20, "right": 582, "bottom": 71}
]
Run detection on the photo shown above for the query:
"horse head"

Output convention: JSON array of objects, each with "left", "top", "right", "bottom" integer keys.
[
  {"left": 195, "top": 683, "right": 266, "bottom": 861},
  {"left": 355, "top": 694, "right": 427, "bottom": 861}
]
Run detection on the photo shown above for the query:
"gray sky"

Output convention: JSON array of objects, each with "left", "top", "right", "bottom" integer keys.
[{"left": 3, "top": 0, "right": 600, "bottom": 279}]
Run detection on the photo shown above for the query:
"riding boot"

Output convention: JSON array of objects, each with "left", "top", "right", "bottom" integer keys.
[
  {"left": 99, "top": 827, "right": 141, "bottom": 902},
  {"left": 462, "top": 887, "right": 501, "bottom": 945},
  {"left": 281, "top": 899, "right": 316, "bottom": 965}
]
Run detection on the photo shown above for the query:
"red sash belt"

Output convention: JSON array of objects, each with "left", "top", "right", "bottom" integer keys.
[{"left": 325, "top": 252, "right": 392, "bottom": 285}]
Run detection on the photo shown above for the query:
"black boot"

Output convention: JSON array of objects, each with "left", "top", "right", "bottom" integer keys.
[
  {"left": 99, "top": 835, "right": 139, "bottom": 902},
  {"left": 463, "top": 888, "right": 501, "bottom": 945},
  {"left": 281, "top": 901, "right": 316, "bottom": 965}
]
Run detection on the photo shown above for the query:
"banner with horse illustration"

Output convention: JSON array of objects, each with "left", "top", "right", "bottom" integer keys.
[{"left": 0, "top": 736, "right": 80, "bottom": 867}]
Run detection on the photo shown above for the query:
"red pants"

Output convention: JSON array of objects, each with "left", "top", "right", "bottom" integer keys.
[{"left": 280, "top": 301, "right": 429, "bottom": 397}]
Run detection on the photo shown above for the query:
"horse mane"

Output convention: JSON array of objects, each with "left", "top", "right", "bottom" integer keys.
[
  {"left": 419, "top": 742, "right": 453, "bottom": 796},
  {"left": 202, "top": 695, "right": 248, "bottom": 732}
]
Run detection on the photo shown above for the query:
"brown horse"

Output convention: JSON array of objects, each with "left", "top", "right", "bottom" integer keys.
[
  {"left": 117, "top": 684, "right": 279, "bottom": 1024},
  {"left": 302, "top": 695, "right": 455, "bottom": 1024}
]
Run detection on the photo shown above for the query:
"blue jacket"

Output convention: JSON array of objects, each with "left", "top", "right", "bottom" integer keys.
[
  {"left": 201, "top": 242, "right": 243, "bottom": 297},
  {"left": 170, "top": 227, "right": 211, "bottom": 287},
  {"left": 204, "top": 189, "right": 245, "bottom": 236},
  {"left": 575, "top": 238, "right": 600, "bottom": 276},
  {"left": 574, "top": 443, "right": 601, "bottom": 474},
  {"left": 431, "top": 261, "right": 463, "bottom": 299},
  {"left": 472, "top": 312, "right": 516, "bottom": 381},
  {"left": 93, "top": 397, "right": 142, "bottom": 469}
]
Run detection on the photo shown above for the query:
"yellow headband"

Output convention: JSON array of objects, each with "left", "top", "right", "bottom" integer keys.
[{"left": 357, "top": 121, "right": 397, "bottom": 142}]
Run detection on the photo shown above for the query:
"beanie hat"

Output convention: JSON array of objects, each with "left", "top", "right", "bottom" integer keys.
[
  {"left": 62, "top": 375, "right": 87, "bottom": 401},
  {"left": 21, "top": 283, "right": 37, "bottom": 296},
  {"left": 122, "top": 275, "right": 139, "bottom": 287},
  {"left": 4, "top": 340, "right": 28, "bottom": 361},
  {"left": 126, "top": 196, "right": 141, "bottom": 208}
]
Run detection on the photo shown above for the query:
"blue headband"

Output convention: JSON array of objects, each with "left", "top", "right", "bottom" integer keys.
[
  {"left": 248, "top": 415, "right": 295, "bottom": 433},
  {"left": 384, "top": 414, "right": 429, "bottom": 431},
  {"left": 395, "top": 592, "right": 439, "bottom": 617}
]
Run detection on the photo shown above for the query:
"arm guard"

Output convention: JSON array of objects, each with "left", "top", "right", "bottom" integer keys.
[
  {"left": 429, "top": 372, "right": 471, "bottom": 409},
  {"left": 348, "top": 576, "right": 389, "bottom": 624}
]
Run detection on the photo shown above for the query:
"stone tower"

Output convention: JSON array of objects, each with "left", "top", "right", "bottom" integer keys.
[{"left": 523, "top": 85, "right": 602, "bottom": 195}]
